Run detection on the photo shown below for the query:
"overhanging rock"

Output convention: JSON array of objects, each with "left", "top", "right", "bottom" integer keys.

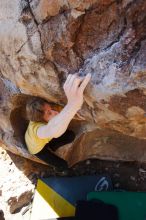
[{"left": 0, "top": 0, "right": 146, "bottom": 166}]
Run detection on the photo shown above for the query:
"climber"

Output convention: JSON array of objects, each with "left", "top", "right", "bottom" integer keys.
[{"left": 25, "top": 73, "right": 91, "bottom": 171}]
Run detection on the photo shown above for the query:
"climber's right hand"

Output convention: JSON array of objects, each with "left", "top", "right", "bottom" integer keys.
[{"left": 63, "top": 73, "right": 91, "bottom": 110}]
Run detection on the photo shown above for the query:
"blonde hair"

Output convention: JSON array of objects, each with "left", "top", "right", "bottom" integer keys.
[{"left": 26, "top": 97, "right": 49, "bottom": 122}]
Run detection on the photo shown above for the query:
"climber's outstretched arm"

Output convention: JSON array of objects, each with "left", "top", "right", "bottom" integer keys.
[{"left": 37, "top": 73, "right": 91, "bottom": 139}]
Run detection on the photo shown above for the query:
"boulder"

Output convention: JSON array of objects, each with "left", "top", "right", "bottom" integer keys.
[{"left": 0, "top": 0, "right": 146, "bottom": 166}]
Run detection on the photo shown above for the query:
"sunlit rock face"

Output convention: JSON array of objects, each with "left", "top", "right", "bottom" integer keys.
[{"left": 0, "top": 0, "right": 146, "bottom": 166}]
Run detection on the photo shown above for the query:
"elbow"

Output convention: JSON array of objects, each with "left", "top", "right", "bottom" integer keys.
[
  {"left": 52, "top": 133, "right": 62, "bottom": 138},
  {"left": 51, "top": 129, "right": 66, "bottom": 138}
]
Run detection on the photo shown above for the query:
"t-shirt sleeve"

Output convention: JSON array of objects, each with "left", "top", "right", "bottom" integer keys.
[{"left": 33, "top": 122, "right": 52, "bottom": 142}]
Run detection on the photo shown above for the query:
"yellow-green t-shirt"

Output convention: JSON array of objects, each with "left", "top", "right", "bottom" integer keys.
[{"left": 25, "top": 121, "right": 52, "bottom": 154}]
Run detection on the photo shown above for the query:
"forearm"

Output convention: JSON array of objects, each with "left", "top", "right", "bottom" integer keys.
[
  {"left": 37, "top": 74, "right": 91, "bottom": 139},
  {"left": 38, "top": 103, "right": 79, "bottom": 138}
]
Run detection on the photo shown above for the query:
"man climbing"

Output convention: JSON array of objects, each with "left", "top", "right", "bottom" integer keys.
[{"left": 25, "top": 73, "right": 91, "bottom": 171}]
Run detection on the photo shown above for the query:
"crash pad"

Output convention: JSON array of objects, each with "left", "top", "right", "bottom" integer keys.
[
  {"left": 30, "top": 175, "right": 111, "bottom": 220},
  {"left": 87, "top": 191, "right": 146, "bottom": 220}
]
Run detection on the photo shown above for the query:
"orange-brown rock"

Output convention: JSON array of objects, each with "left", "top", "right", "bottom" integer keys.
[{"left": 0, "top": 0, "right": 146, "bottom": 167}]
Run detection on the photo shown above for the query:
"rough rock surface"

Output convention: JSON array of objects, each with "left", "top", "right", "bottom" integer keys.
[
  {"left": 0, "top": 0, "right": 146, "bottom": 166},
  {"left": 0, "top": 146, "right": 34, "bottom": 219}
]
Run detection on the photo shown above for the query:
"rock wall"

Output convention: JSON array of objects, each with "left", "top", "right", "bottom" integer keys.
[{"left": 0, "top": 0, "right": 146, "bottom": 166}]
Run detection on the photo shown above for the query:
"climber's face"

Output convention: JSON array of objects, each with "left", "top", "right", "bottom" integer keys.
[{"left": 43, "top": 103, "right": 59, "bottom": 122}]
